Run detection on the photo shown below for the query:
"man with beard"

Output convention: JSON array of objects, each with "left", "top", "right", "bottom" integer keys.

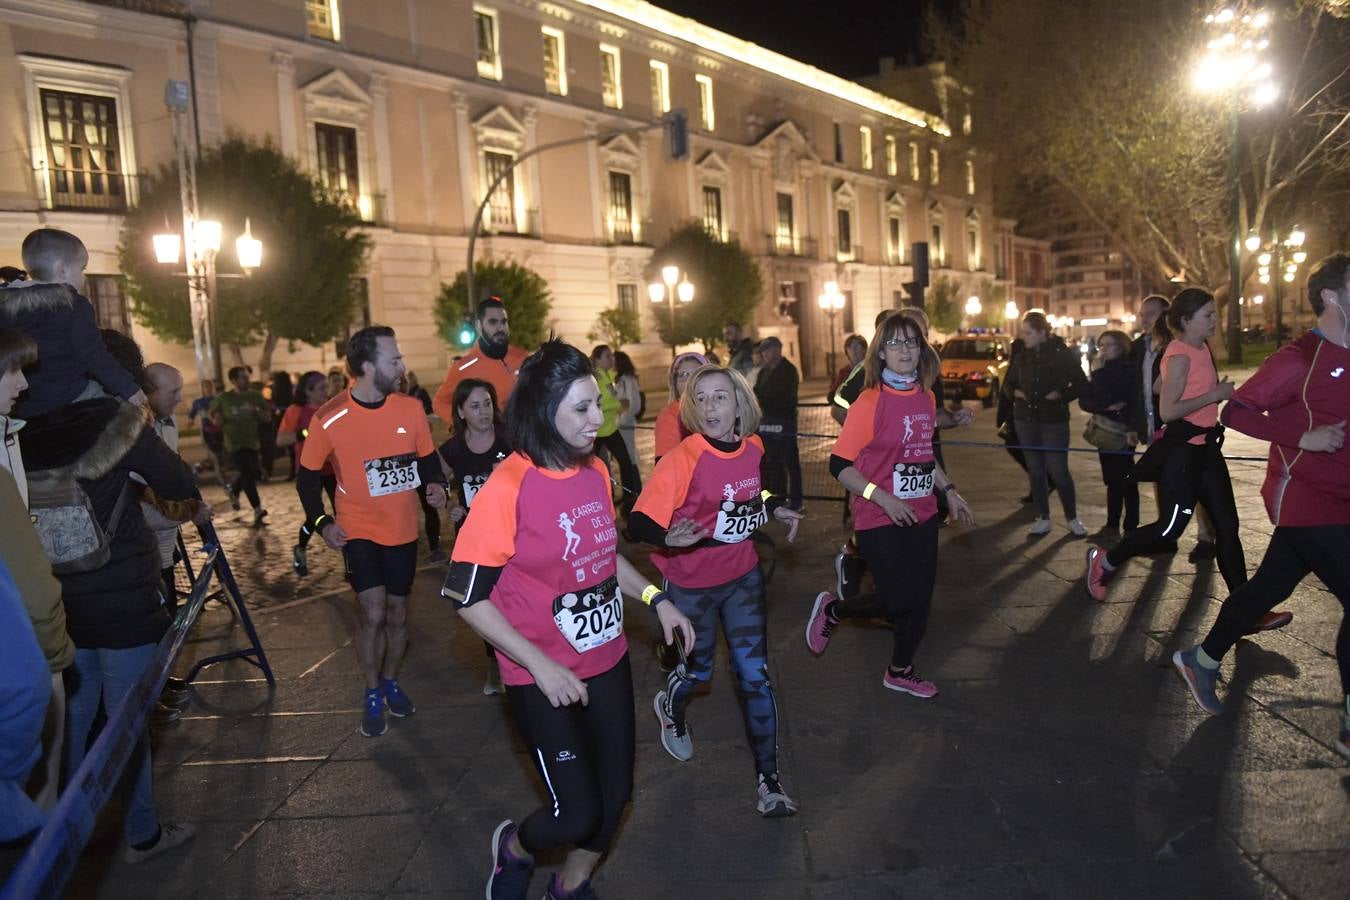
[
  {"left": 432, "top": 297, "right": 530, "bottom": 425},
  {"left": 298, "top": 326, "right": 448, "bottom": 737}
]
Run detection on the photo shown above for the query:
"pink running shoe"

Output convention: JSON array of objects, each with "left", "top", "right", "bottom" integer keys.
[
  {"left": 883, "top": 666, "right": 938, "bottom": 698},
  {"left": 805, "top": 591, "right": 837, "bottom": 655},
  {"left": 1084, "top": 545, "right": 1112, "bottom": 603}
]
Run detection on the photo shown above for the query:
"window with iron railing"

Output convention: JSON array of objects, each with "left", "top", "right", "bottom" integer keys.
[
  {"left": 315, "top": 122, "right": 360, "bottom": 199},
  {"left": 888, "top": 216, "right": 904, "bottom": 263},
  {"left": 836, "top": 208, "right": 853, "bottom": 259},
  {"left": 608, "top": 171, "right": 634, "bottom": 243},
  {"left": 617, "top": 283, "right": 638, "bottom": 315},
  {"left": 40, "top": 89, "right": 126, "bottom": 211},
  {"left": 86, "top": 275, "right": 130, "bottom": 334},
  {"left": 484, "top": 150, "right": 518, "bottom": 233},
  {"left": 775, "top": 192, "right": 795, "bottom": 253},
  {"left": 702, "top": 185, "right": 724, "bottom": 239}
]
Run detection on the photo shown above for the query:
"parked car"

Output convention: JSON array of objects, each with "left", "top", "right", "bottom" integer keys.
[{"left": 940, "top": 335, "right": 1011, "bottom": 407}]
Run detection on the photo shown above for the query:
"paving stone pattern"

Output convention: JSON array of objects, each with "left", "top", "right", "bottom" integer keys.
[{"left": 51, "top": 398, "right": 1350, "bottom": 899}]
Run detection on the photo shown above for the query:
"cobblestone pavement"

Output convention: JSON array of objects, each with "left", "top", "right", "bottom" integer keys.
[{"left": 48, "top": 399, "right": 1350, "bottom": 899}]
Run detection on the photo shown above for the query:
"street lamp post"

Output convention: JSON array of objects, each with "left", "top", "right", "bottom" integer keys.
[
  {"left": 154, "top": 217, "right": 262, "bottom": 386},
  {"left": 817, "top": 281, "right": 845, "bottom": 376},
  {"left": 964, "top": 295, "right": 983, "bottom": 330},
  {"left": 1004, "top": 299, "right": 1019, "bottom": 333},
  {"left": 1249, "top": 226, "right": 1307, "bottom": 346},
  {"left": 649, "top": 264, "right": 695, "bottom": 360},
  {"left": 1193, "top": 4, "right": 1278, "bottom": 366}
]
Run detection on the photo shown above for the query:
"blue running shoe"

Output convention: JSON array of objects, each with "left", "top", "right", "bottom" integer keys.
[
  {"left": 544, "top": 872, "right": 599, "bottom": 899},
  {"left": 360, "top": 687, "right": 387, "bottom": 737},
  {"left": 1172, "top": 648, "right": 1223, "bottom": 716},
  {"left": 382, "top": 678, "right": 415, "bottom": 717},
  {"left": 487, "top": 820, "right": 533, "bottom": 899}
]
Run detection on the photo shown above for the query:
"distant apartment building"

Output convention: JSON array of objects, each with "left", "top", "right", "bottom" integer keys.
[
  {"left": 0, "top": 0, "right": 1000, "bottom": 385},
  {"left": 1049, "top": 216, "right": 1158, "bottom": 337}
]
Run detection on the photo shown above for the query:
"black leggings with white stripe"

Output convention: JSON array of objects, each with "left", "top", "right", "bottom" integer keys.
[
  {"left": 1106, "top": 441, "right": 1246, "bottom": 591},
  {"left": 506, "top": 653, "right": 634, "bottom": 855}
]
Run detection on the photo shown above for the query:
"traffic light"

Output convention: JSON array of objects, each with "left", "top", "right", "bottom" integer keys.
[
  {"left": 455, "top": 317, "right": 475, "bottom": 348},
  {"left": 664, "top": 109, "right": 689, "bottom": 162}
]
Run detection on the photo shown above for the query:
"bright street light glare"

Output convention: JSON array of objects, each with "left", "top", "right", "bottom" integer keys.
[
  {"left": 964, "top": 296, "right": 982, "bottom": 316},
  {"left": 153, "top": 233, "right": 180, "bottom": 265},
  {"left": 677, "top": 277, "right": 695, "bottom": 303},
  {"left": 1293, "top": 251, "right": 1307, "bottom": 264},
  {"left": 1245, "top": 234, "right": 1262, "bottom": 251},
  {"left": 647, "top": 283, "right": 664, "bottom": 303},
  {"left": 1251, "top": 81, "right": 1279, "bottom": 107},
  {"left": 1289, "top": 228, "right": 1306, "bottom": 246},
  {"left": 1257, "top": 251, "right": 1272, "bottom": 266},
  {"left": 661, "top": 264, "right": 680, "bottom": 287}
]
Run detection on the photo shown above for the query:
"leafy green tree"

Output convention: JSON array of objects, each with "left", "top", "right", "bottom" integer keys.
[
  {"left": 929, "top": 0, "right": 1350, "bottom": 360},
  {"left": 118, "top": 137, "right": 370, "bottom": 376},
  {"left": 926, "top": 276, "right": 963, "bottom": 334},
  {"left": 646, "top": 224, "right": 764, "bottom": 354},
  {"left": 434, "top": 259, "right": 552, "bottom": 351},
  {"left": 586, "top": 306, "right": 642, "bottom": 350}
]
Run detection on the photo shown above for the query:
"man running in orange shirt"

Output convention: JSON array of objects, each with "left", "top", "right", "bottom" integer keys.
[
  {"left": 299, "top": 326, "right": 448, "bottom": 737},
  {"left": 432, "top": 297, "right": 530, "bottom": 424}
]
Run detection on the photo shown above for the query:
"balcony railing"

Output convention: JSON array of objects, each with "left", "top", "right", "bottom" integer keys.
[
  {"left": 837, "top": 244, "right": 864, "bottom": 264},
  {"left": 764, "top": 234, "right": 818, "bottom": 258},
  {"left": 46, "top": 167, "right": 128, "bottom": 212},
  {"left": 482, "top": 208, "right": 541, "bottom": 238},
  {"left": 608, "top": 217, "right": 653, "bottom": 246}
]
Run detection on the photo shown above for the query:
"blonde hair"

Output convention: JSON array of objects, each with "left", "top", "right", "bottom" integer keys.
[
  {"left": 678, "top": 365, "right": 761, "bottom": 437},
  {"left": 864, "top": 312, "right": 937, "bottom": 390}
]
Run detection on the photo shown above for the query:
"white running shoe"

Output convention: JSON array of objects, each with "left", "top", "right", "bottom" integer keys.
[
  {"left": 1067, "top": 518, "right": 1088, "bottom": 537},
  {"left": 756, "top": 773, "right": 798, "bottom": 817},
  {"left": 1028, "top": 517, "right": 1052, "bottom": 536}
]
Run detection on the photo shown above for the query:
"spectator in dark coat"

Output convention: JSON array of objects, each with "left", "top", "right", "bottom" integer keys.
[
  {"left": 1079, "top": 330, "right": 1140, "bottom": 538},
  {"left": 754, "top": 336, "right": 802, "bottom": 509},
  {"left": 19, "top": 331, "right": 200, "bottom": 863}
]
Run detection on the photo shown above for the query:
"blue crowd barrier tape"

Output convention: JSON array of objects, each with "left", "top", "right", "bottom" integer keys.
[{"left": 1, "top": 551, "right": 219, "bottom": 900}]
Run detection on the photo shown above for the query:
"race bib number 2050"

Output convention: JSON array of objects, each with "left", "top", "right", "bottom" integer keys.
[
  {"left": 364, "top": 453, "right": 421, "bottom": 497},
  {"left": 553, "top": 576, "right": 623, "bottom": 653}
]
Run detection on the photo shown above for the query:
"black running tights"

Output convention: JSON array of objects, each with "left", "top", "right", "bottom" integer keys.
[
  {"left": 1107, "top": 442, "right": 1245, "bottom": 591},
  {"left": 831, "top": 517, "right": 939, "bottom": 670},
  {"left": 1201, "top": 525, "right": 1350, "bottom": 694},
  {"left": 507, "top": 654, "right": 634, "bottom": 855}
]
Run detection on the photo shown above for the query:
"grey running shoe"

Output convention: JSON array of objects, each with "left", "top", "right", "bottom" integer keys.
[
  {"left": 653, "top": 689, "right": 693, "bottom": 762},
  {"left": 756, "top": 773, "right": 798, "bottom": 818},
  {"left": 125, "top": 823, "right": 196, "bottom": 864}
]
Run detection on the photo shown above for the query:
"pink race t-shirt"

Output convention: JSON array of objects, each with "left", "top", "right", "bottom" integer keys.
[
  {"left": 450, "top": 452, "right": 628, "bottom": 687},
  {"left": 632, "top": 433, "right": 767, "bottom": 589},
  {"left": 832, "top": 384, "right": 939, "bottom": 531},
  {"left": 1162, "top": 340, "right": 1218, "bottom": 444}
]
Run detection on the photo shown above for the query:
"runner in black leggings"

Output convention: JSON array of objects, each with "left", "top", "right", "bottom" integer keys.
[
  {"left": 1172, "top": 254, "right": 1350, "bottom": 759},
  {"left": 1086, "top": 290, "right": 1246, "bottom": 601},
  {"left": 444, "top": 341, "right": 692, "bottom": 900}
]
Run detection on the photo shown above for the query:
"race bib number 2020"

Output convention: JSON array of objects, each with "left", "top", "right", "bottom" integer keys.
[
  {"left": 553, "top": 576, "right": 623, "bottom": 653},
  {"left": 364, "top": 453, "right": 421, "bottom": 497}
]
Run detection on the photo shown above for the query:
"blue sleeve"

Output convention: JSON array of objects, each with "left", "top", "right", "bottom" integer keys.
[{"left": 71, "top": 296, "right": 141, "bottom": 399}]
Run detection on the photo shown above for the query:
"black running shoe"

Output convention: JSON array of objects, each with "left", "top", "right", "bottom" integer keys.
[
  {"left": 292, "top": 544, "right": 308, "bottom": 577},
  {"left": 834, "top": 546, "right": 865, "bottom": 602}
]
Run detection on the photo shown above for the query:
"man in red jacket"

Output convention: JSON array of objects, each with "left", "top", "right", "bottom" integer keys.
[{"left": 1173, "top": 253, "right": 1350, "bottom": 760}]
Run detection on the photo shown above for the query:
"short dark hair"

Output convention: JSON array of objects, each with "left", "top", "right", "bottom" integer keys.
[
  {"left": 0, "top": 266, "right": 27, "bottom": 285},
  {"left": 102, "top": 329, "right": 144, "bottom": 386},
  {"left": 346, "top": 325, "right": 396, "bottom": 377},
  {"left": 227, "top": 365, "right": 250, "bottom": 383},
  {"left": 21, "top": 228, "right": 87, "bottom": 280},
  {"left": 505, "top": 339, "right": 595, "bottom": 470},
  {"left": 614, "top": 350, "right": 636, "bottom": 379},
  {"left": 1167, "top": 288, "right": 1214, "bottom": 332},
  {"left": 1141, "top": 293, "right": 1169, "bottom": 310},
  {"left": 0, "top": 327, "right": 38, "bottom": 373},
  {"left": 450, "top": 377, "right": 502, "bottom": 433},
  {"left": 590, "top": 344, "right": 611, "bottom": 361},
  {"left": 476, "top": 297, "right": 506, "bottom": 321},
  {"left": 1022, "top": 310, "right": 1050, "bottom": 336},
  {"left": 1306, "top": 254, "right": 1350, "bottom": 316}
]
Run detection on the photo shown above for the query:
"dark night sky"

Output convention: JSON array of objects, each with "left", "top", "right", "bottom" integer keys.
[{"left": 653, "top": 0, "right": 961, "bottom": 80}]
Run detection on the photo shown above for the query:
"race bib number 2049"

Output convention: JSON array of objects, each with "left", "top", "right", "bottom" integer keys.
[
  {"left": 891, "top": 461, "right": 934, "bottom": 500},
  {"left": 364, "top": 453, "right": 421, "bottom": 497}
]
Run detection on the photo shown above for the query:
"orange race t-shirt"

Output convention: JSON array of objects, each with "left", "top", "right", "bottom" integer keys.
[
  {"left": 278, "top": 403, "right": 332, "bottom": 475},
  {"left": 450, "top": 452, "right": 628, "bottom": 687},
  {"left": 633, "top": 433, "right": 768, "bottom": 589},
  {"left": 1161, "top": 339, "right": 1218, "bottom": 444},
  {"left": 431, "top": 344, "right": 530, "bottom": 424},
  {"left": 298, "top": 390, "right": 435, "bottom": 545},
  {"left": 652, "top": 401, "right": 690, "bottom": 462},
  {"left": 832, "top": 384, "right": 938, "bottom": 531}
]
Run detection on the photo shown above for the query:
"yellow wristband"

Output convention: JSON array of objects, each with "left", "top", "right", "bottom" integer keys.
[
  {"left": 862, "top": 482, "right": 878, "bottom": 501},
  {"left": 641, "top": 585, "right": 662, "bottom": 606}
]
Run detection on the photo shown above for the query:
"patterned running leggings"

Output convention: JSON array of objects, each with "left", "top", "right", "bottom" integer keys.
[{"left": 665, "top": 566, "right": 779, "bottom": 778}]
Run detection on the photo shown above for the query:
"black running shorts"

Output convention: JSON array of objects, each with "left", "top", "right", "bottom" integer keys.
[{"left": 342, "top": 539, "right": 418, "bottom": 596}]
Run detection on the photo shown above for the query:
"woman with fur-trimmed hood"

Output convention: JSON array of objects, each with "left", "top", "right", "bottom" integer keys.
[{"left": 19, "top": 333, "right": 200, "bottom": 861}]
